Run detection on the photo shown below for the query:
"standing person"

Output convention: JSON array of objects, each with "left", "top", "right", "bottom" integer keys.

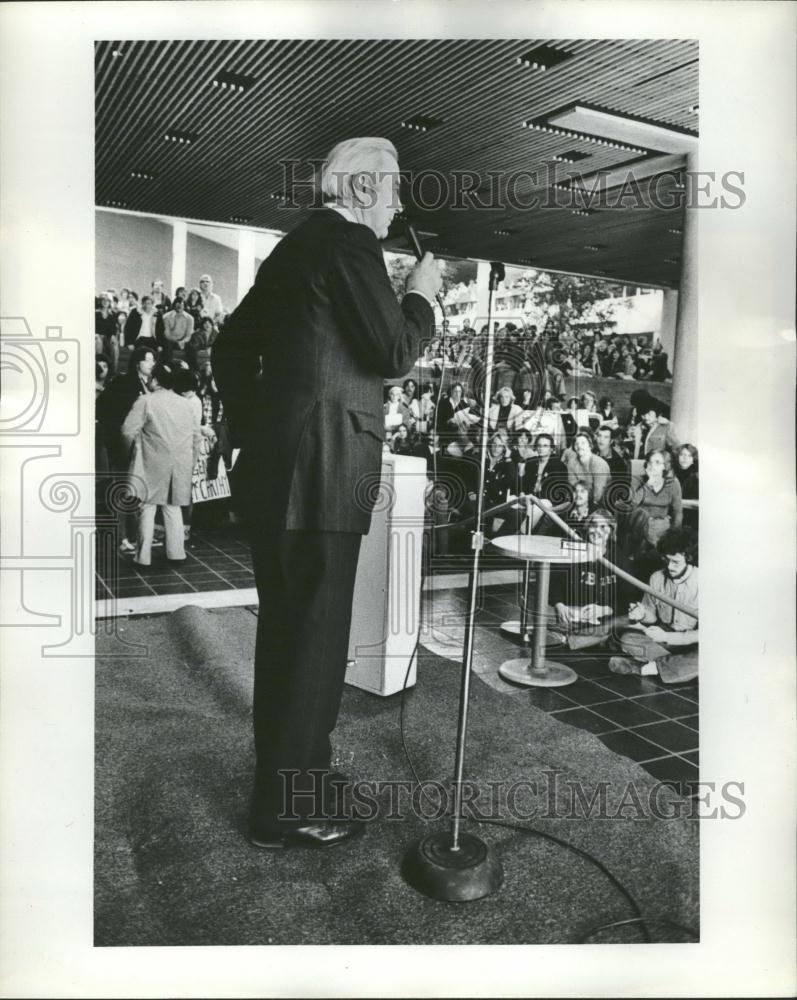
[
  {"left": 639, "top": 397, "right": 679, "bottom": 455},
  {"left": 95, "top": 293, "right": 117, "bottom": 358},
  {"left": 121, "top": 363, "right": 201, "bottom": 567},
  {"left": 150, "top": 279, "right": 172, "bottom": 314},
  {"left": 124, "top": 294, "right": 161, "bottom": 347},
  {"left": 185, "top": 287, "right": 205, "bottom": 327},
  {"left": 160, "top": 296, "right": 195, "bottom": 363},
  {"left": 198, "top": 274, "right": 224, "bottom": 323},
  {"left": 96, "top": 345, "right": 156, "bottom": 553},
  {"left": 213, "top": 136, "right": 440, "bottom": 849}
]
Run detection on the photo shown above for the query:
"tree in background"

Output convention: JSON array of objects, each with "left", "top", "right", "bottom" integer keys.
[
  {"left": 510, "top": 268, "right": 629, "bottom": 339},
  {"left": 385, "top": 253, "right": 462, "bottom": 301}
]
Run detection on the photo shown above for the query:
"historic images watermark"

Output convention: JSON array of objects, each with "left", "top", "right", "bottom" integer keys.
[
  {"left": 278, "top": 769, "right": 745, "bottom": 823},
  {"left": 276, "top": 160, "right": 746, "bottom": 212}
]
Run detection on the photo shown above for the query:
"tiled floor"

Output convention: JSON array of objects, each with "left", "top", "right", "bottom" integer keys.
[
  {"left": 424, "top": 582, "right": 699, "bottom": 796},
  {"left": 95, "top": 525, "right": 256, "bottom": 600},
  {"left": 96, "top": 532, "right": 698, "bottom": 794}
]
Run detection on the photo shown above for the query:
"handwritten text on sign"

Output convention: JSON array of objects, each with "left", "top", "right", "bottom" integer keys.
[{"left": 191, "top": 434, "right": 231, "bottom": 504}]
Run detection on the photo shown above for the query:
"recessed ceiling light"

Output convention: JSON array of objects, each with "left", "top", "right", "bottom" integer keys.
[
  {"left": 111, "top": 48, "right": 124, "bottom": 58},
  {"left": 130, "top": 170, "right": 156, "bottom": 181},
  {"left": 516, "top": 45, "right": 573, "bottom": 71},
  {"left": 400, "top": 114, "right": 444, "bottom": 133},
  {"left": 106, "top": 199, "right": 128, "bottom": 208},
  {"left": 551, "top": 150, "right": 591, "bottom": 163},
  {"left": 584, "top": 244, "right": 606, "bottom": 251},
  {"left": 668, "top": 227, "right": 683, "bottom": 235},
  {"left": 493, "top": 228, "right": 516, "bottom": 237},
  {"left": 164, "top": 129, "right": 199, "bottom": 145},
  {"left": 571, "top": 209, "right": 596, "bottom": 217},
  {"left": 212, "top": 70, "right": 256, "bottom": 94},
  {"left": 522, "top": 119, "right": 645, "bottom": 155},
  {"left": 229, "top": 215, "right": 251, "bottom": 225}
]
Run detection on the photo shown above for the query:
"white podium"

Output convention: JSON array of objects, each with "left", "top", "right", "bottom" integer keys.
[{"left": 345, "top": 453, "right": 427, "bottom": 696}]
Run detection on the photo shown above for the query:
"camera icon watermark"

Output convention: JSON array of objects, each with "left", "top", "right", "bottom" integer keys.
[{"left": 0, "top": 316, "right": 80, "bottom": 436}]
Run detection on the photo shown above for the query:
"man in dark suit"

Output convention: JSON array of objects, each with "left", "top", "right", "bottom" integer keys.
[
  {"left": 521, "top": 432, "right": 569, "bottom": 534},
  {"left": 213, "top": 137, "right": 441, "bottom": 849}
]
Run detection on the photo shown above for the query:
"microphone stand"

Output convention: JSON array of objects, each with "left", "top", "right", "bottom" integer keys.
[{"left": 403, "top": 261, "right": 505, "bottom": 902}]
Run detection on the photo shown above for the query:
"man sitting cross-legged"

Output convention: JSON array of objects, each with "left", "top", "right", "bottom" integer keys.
[{"left": 609, "top": 526, "right": 698, "bottom": 684}]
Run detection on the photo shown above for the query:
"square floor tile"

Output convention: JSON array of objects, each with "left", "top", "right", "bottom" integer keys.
[
  {"left": 591, "top": 699, "right": 666, "bottom": 729},
  {"left": 672, "top": 682, "right": 699, "bottom": 703},
  {"left": 640, "top": 755, "right": 699, "bottom": 793},
  {"left": 681, "top": 714, "right": 699, "bottom": 731},
  {"left": 592, "top": 673, "right": 664, "bottom": 697},
  {"left": 558, "top": 679, "right": 620, "bottom": 707},
  {"left": 565, "top": 657, "right": 614, "bottom": 681},
  {"left": 525, "top": 688, "right": 574, "bottom": 712},
  {"left": 679, "top": 750, "right": 699, "bottom": 766},
  {"left": 599, "top": 729, "right": 665, "bottom": 762},
  {"left": 191, "top": 580, "right": 234, "bottom": 592},
  {"left": 633, "top": 720, "right": 698, "bottom": 754},
  {"left": 631, "top": 692, "right": 696, "bottom": 719},
  {"left": 115, "top": 585, "right": 154, "bottom": 598},
  {"left": 150, "top": 582, "right": 198, "bottom": 595},
  {"left": 550, "top": 706, "right": 616, "bottom": 736}
]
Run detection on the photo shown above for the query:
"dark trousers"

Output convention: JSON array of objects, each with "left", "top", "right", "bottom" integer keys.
[{"left": 249, "top": 529, "right": 362, "bottom": 834}]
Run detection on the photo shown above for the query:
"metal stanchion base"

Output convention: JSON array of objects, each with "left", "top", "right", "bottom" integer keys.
[
  {"left": 498, "top": 657, "right": 577, "bottom": 687},
  {"left": 499, "top": 619, "right": 530, "bottom": 642},
  {"left": 402, "top": 831, "right": 503, "bottom": 902},
  {"left": 500, "top": 621, "right": 564, "bottom": 645}
]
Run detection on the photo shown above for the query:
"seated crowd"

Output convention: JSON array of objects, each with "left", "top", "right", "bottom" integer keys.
[
  {"left": 380, "top": 339, "right": 698, "bottom": 685},
  {"left": 413, "top": 322, "right": 672, "bottom": 384}
]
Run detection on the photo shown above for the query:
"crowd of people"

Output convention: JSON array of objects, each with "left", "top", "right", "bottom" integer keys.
[
  {"left": 410, "top": 322, "right": 673, "bottom": 383},
  {"left": 95, "top": 274, "right": 232, "bottom": 561},
  {"left": 379, "top": 339, "right": 698, "bottom": 684},
  {"left": 94, "top": 272, "right": 696, "bottom": 684}
]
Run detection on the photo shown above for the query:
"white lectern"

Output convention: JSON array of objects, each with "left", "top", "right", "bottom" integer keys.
[{"left": 345, "top": 453, "right": 427, "bottom": 696}]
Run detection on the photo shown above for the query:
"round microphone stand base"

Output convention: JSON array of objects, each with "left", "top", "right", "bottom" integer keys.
[
  {"left": 499, "top": 619, "right": 530, "bottom": 643},
  {"left": 498, "top": 657, "right": 577, "bottom": 688},
  {"left": 403, "top": 830, "right": 503, "bottom": 902}
]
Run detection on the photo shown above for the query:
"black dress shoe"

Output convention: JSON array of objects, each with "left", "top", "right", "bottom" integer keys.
[{"left": 249, "top": 818, "right": 365, "bottom": 850}]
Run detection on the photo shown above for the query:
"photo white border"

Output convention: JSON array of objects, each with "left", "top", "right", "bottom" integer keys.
[{"left": 1, "top": 1, "right": 795, "bottom": 996}]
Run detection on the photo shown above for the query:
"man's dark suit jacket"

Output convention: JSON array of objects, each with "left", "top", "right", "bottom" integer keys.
[
  {"left": 123, "top": 309, "right": 164, "bottom": 347},
  {"left": 212, "top": 208, "right": 434, "bottom": 534},
  {"left": 521, "top": 454, "right": 569, "bottom": 504}
]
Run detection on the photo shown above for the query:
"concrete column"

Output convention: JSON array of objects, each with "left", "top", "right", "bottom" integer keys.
[
  {"left": 659, "top": 288, "right": 679, "bottom": 359},
  {"left": 237, "top": 228, "right": 256, "bottom": 305},
  {"left": 474, "top": 260, "right": 492, "bottom": 330},
  {"left": 670, "top": 152, "right": 698, "bottom": 444},
  {"left": 170, "top": 220, "right": 187, "bottom": 294}
]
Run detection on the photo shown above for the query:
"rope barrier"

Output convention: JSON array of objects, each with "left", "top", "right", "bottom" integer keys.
[{"left": 428, "top": 489, "right": 698, "bottom": 620}]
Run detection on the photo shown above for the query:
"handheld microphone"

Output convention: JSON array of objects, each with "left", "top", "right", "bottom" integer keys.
[{"left": 403, "top": 218, "right": 446, "bottom": 315}]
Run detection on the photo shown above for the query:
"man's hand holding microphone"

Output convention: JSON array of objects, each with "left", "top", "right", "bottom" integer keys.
[{"left": 406, "top": 252, "right": 443, "bottom": 306}]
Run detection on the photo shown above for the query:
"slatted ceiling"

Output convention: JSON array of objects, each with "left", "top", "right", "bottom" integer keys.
[{"left": 95, "top": 38, "right": 697, "bottom": 287}]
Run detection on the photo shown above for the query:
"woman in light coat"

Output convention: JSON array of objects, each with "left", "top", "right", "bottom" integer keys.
[{"left": 121, "top": 363, "right": 201, "bottom": 566}]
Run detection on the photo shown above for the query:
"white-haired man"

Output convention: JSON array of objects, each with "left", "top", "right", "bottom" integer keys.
[
  {"left": 198, "top": 274, "right": 224, "bottom": 323},
  {"left": 213, "top": 136, "right": 441, "bottom": 850}
]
